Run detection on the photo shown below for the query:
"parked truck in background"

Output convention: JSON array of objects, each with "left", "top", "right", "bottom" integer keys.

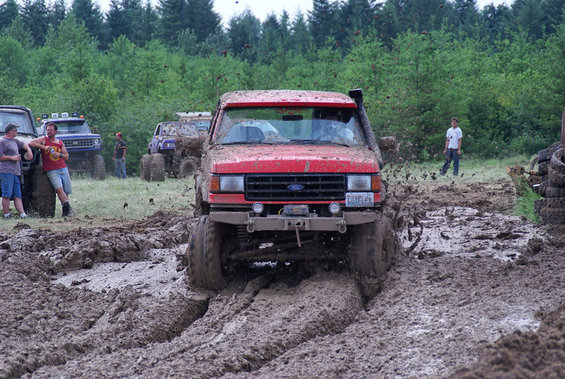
[
  {"left": 140, "top": 112, "right": 211, "bottom": 182},
  {"left": 188, "top": 89, "right": 398, "bottom": 294}
]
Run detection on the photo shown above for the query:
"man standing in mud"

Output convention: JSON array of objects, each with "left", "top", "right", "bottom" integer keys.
[
  {"left": 29, "top": 122, "right": 74, "bottom": 217},
  {"left": 440, "top": 117, "right": 462, "bottom": 176},
  {"left": 0, "top": 123, "right": 33, "bottom": 218}
]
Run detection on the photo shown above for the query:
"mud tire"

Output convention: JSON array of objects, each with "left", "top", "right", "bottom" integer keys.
[
  {"left": 91, "top": 154, "right": 106, "bottom": 180},
  {"left": 187, "top": 216, "right": 224, "bottom": 290},
  {"left": 546, "top": 185, "right": 565, "bottom": 198},
  {"left": 30, "top": 165, "right": 56, "bottom": 217},
  {"left": 540, "top": 207, "right": 565, "bottom": 225},
  {"left": 179, "top": 157, "right": 198, "bottom": 178},
  {"left": 140, "top": 154, "right": 151, "bottom": 181},
  {"left": 533, "top": 198, "right": 547, "bottom": 215},
  {"left": 546, "top": 197, "right": 565, "bottom": 208},
  {"left": 348, "top": 214, "right": 397, "bottom": 298},
  {"left": 538, "top": 142, "right": 561, "bottom": 163},
  {"left": 549, "top": 148, "right": 565, "bottom": 175},
  {"left": 538, "top": 161, "right": 549, "bottom": 175},
  {"left": 149, "top": 153, "right": 165, "bottom": 182}
]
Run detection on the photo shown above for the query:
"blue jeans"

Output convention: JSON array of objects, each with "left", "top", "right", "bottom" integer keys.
[
  {"left": 0, "top": 173, "right": 22, "bottom": 198},
  {"left": 46, "top": 167, "right": 72, "bottom": 194},
  {"left": 441, "top": 149, "right": 460, "bottom": 175},
  {"left": 115, "top": 159, "right": 126, "bottom": 179}
]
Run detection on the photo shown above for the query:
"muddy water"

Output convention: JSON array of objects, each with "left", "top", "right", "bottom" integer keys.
[{"left": 1, "top": 180, "right": 564, "bottom": 378}]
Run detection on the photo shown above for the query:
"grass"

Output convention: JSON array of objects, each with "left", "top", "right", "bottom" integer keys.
[{"left": 1, "top": 176, "right": 196, "bottom": 233}]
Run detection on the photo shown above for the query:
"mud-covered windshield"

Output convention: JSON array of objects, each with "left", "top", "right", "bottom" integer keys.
[
  {"left": 0, "top": 109, "right": 35, "bottom": 135},
  {"left": 48, "top": 120, "right": 92, "bottom": 134},
  {"left": 162, "top": 122, "right": 200, "bottom": 137},
  {"left": 214, "top": 107, "right": 367, "bottom": 147}
]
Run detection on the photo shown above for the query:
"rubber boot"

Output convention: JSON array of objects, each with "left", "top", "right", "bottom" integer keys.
[{"left": 62, "top": 201, "right": 73, "bottom": 217}]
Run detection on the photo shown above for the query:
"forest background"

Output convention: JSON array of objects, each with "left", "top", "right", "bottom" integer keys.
[{"left": 1, "top": 0, "right": 564, "bottom": 174}]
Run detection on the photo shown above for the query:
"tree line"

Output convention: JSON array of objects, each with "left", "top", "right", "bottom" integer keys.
[{"left": 1, "top": 0, "right": 564, "bottom": 173}]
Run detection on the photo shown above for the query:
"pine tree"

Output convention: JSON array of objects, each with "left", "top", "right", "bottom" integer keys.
[
  {"left": 227, "top": 10, "right": 261, "bottom": 61},
  {"left": 21, "top": 0, "right": 50, "bottom": 46},
  {"left": 71, "top": 0, "right": 105, "bottom": 42},
  {"left": 0, "top": 0, "right": 20, "bottom": 33},
  {"left": 185, "top": 0, "right": 221, "bottom": 43},
  {"left": 308, "top": 0, "right": 338, "bottom": 48}
]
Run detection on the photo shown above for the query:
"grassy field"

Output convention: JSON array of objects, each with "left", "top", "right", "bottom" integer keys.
[
  {"left": 0, "top": 155, "right": 538, "bottom": 233},
  {"left": 1, "top": 176, "right": 196, "bottom": 232}
]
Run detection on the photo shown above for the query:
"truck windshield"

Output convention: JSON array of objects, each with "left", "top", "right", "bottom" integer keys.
[
  {"left": 215, "top": 107, "right": 367, "bottom": 147},
  {"left": 162, "top": 123, "right": 200, "bottom": 137},
  {"left": 0, "top": 110, "right": 35, "bottom": 135},
  {"left": 51, "top": 120, "right": 92, "bottom": 134}
]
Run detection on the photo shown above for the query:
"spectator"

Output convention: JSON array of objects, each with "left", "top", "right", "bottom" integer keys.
[
  {"left": 113, "top": 132, "right": 127, "bottom": 179},
  {"left": 0, "top": 123, "right": 33, "bottom": 218},
  {"left": 440, "top": 117, "right": 463, "bottom": 176},
  {"left": 29, "top": 122, "right": 74, "bottom": 217}
]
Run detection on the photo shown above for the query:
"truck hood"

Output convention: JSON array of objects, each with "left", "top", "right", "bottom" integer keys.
[{"left": 210, "top": 145, "right": 379, "bottom": 174}]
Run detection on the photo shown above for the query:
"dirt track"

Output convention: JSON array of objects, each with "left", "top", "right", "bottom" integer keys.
[{"left": 1, "top": 174, "right": 564, "bottom": 378}]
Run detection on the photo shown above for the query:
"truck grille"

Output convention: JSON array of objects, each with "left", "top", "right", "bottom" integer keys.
[
  {"left": 61, "top": 138, "right": 96, "bottom": 149},
  {"left": 246, "top": 174, "right": 345, "bottom": 201}
]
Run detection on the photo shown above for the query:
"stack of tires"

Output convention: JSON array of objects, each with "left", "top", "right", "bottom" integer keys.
[
  {"left": 532, "top": 142, "right": 561, "bottom": 197},
  {"left": 535, "top": 146, "right": 565, "bottom": 225}
]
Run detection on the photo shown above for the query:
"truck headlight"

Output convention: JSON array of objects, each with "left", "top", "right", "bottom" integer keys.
[
  {"left": 210, "top": 175, "right": 244, "bottom": 193},
  {"left": 93, "top": 138, "right": 101, "bottom": 146},
  {"left": 347, "top": 175, "right": 371, "bottom": 191},
  {"left": 347, "top": 174, "right": 381, "bottom": 192}
]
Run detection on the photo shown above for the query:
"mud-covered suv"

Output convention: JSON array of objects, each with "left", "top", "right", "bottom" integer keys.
[
  {"left": 140, "top": 112, "right": 211, "bottom": 182},
  {"left": 38, "top": 113, "right": 105, "bottom": 179},
  {"left": 1, "top": 106, "right": 56, "bottom": 216},
  {"left": 188, "top": 89, "right": 397, "bottom": 292}
]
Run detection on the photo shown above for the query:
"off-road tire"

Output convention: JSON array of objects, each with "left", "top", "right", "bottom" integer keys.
[
  {"left": 91, "top": 154, "right": 106, "bottom": 180},
  {"left": 538, "top": 161, "right": 549, "bottom": 175},
  {"left": 534, "top": 198, "right": 547, "bottom": 214},
  {"left": 546, "top": 185, "right": 565, "bottom": 198},
  {"left": 149, "top": 153, "right": 165, "bottom": 182},
  {"left": 549, "top": 148, "right": 565, "bottom": 175},
  {"left": 179, "top": 157, "right": 199, "bottom": 178},
  {"left": 348, "top": 214, "right": 397, "bottom": 298},
  {"left": 187, "top": 216, "right": 224, "bottom": 290},
  {"left": 140, "top": 154, "right": 151, "bottom": 181},
  {"left": 30, "top": 165, "right": 56, "bottom": 217},
  {"left": 548, "top": 168, "right": 565, "bottom": 187},
  {"left": 546, "top": 197, "right": 565, "bottom": 208},
  {"left": 540, "top": 207, "right": 565, "bottom": 225},
  {"left": 537, "top": 142, "right": 562, "bottom": 163}
]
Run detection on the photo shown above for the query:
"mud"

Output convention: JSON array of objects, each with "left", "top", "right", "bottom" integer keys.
[{"left": 1, "top": 174, "right": 564, "bottom": 378}]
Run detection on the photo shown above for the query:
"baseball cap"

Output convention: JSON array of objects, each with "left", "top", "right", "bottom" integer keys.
[
  {"left": 4, "top": 123, "right": 18, "bottom": 133},
  {"left": 116, "top": 132, "right": 122, "bottom": 137}
]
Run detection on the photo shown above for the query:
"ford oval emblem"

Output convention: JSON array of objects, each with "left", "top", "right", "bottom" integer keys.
[{"left": 288, "top": 184, "right": 304, "bottom": 192}]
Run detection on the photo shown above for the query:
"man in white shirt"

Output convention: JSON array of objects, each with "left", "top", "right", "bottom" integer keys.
[{"left": 440, "top": 117, "right": 462, "bottom": 176}]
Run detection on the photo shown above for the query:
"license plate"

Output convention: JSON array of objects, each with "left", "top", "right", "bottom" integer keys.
[
  {"left": 345, "top": 192, "right": 374, "bottom": 207},
  {"left": 283, "top": 204, "right": 309, "bottom": 215}
]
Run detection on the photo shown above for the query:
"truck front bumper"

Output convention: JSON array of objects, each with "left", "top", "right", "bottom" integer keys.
[{"left": 209, "top": 211, "right": 381, "bottom": 234}]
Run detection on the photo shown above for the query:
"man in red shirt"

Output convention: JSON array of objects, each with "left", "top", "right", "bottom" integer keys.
[{"left": 29, "top": 122, "right": 74, "bottom": 217}]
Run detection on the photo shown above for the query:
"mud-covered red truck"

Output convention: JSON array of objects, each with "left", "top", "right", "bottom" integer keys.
[{"left": 188, "top": 89, "right": 397, "bottom": 292}]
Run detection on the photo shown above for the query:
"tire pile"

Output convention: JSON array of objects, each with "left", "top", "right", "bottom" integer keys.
[{"left": 533, "top": 142, "right": 565, "bottom": 224}]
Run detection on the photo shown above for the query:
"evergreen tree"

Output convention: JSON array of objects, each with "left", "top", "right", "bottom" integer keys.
[
  {"left": 509, "top": 0, "right": 545, "bottom": 40},
  {"left": 157, "top": 0, "right": 187, "bottom": 44},
  {"left": 337, "top": 0, "right": 376, "bottom": 51},
  {"left": 308, "top": 0, "right": 338, "bottom": 48},
  {"left": 0, "top": 0, "right": 20, "bottom": 33},
  {"left": 21, "top": 0, "right": 50, "bottom": 46},
  {"left": 227, "top": 10, "right": 261, "bottom": 61},
  {"left": 260, "top": 13, "right": 280, "bottom": 64},
  {"left": 185, "top": 0, "right": 221, "bottom": 43},
  {"left": 290, "top": 11, "right": 310, "bottom": 55},
  {"left": 71, "top": 0, "right": 105, "bottom": 42},
  {"left": 140, "top": 1, "right": 158, "bottom": 45},
  {"left": 49, "top": 0, "right": 67, "bottom": 30},
  {"left": 106, "top": 0, "right": 127, "bottom": 42},
  {"left": 2, "top": 16, "right": 33, "bottom": 48}
]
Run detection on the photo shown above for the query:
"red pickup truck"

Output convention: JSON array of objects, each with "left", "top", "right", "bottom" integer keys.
[{"left": 188, "top": 89, "right": 397, "bottom": 292}]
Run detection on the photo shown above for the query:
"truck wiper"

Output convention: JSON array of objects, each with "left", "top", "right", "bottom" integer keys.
[{"left": 288, "top": 139, "right": 350, "bottom": 147}]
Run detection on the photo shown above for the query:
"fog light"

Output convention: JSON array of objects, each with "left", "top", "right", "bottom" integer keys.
[
  {"left": 252, "top": 202, "right": 264, "bottom": 214},
  {"left": 329, "top": 202, "right": 341, "bottom": 215}
]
